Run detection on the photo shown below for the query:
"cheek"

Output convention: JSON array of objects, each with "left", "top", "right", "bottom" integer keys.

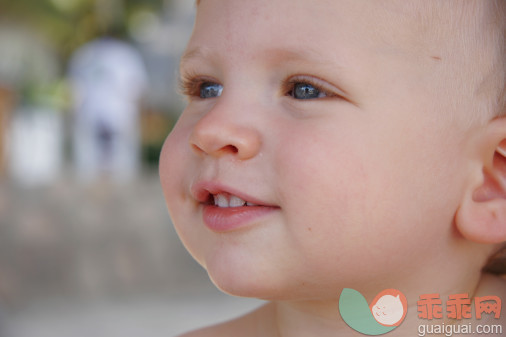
[
  {"left": 273, "top": 124, "right": 378, "bottom": 278},
  {"left": 159, "top": 119, "right": 209, "bottom": 263},
  {"left": 273, "top": 117, "right": 464, "bottom": 284},
  {"left": 159, "top": 121, "right": 189, "bottom": 208},
  {"left": 279, "top": 133, "right": 368, "bottom": 230}
]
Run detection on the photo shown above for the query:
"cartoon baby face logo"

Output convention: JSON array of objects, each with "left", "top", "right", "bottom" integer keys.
[
  {"left": 370, "top": 289, "right": 408, "bottom": 327},
  {"left": 339, "top": 288, "right": 408, "bottom": 335}
]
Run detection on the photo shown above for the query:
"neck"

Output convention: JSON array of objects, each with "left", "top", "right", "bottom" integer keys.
[
  {"left": 272, "top": 300, "right": 350, "bottom": 337},
  {"left": 266, "top": 275, "right": 486, "bottom": 337}
]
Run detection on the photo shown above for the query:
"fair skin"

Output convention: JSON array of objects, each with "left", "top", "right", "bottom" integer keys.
[{"left": 159, "top": 0, "right": 506, "bottom": 336}]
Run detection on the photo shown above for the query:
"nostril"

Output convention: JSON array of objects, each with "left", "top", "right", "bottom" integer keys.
[
  {"left": 191, "top": 143, "right": 239, "bottom": 156},
  {"left": 191, "top": 143, "right": 204, "bottom": 154},
  {"left": 224, "top": 145, "right": 238, "bottom": 154}
]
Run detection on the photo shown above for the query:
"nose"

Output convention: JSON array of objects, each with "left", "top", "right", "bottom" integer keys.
[{"left": 189, "top": 106, "right": 261, "bottom": 160}]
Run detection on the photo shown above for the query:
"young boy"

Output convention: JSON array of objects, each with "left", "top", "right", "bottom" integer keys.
[{"left": 159, "top": 0, "right": 506, "bottom": 335}]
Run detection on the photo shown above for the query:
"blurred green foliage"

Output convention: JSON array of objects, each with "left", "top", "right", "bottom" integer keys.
[{"left": 0, "top": 0, "right": 166, "bottom": 61}]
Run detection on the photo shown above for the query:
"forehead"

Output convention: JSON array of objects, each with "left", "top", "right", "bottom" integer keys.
[
  {"left": 190, "top": 0, "right": 460, "bottom": 59},
  {"left": 187, "top": 0, "right": 499, "bottom": 120}
]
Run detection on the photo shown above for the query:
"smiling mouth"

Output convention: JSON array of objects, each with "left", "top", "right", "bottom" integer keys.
[
  {"left": 194, "top": 185, "right": 279, "bottom": 232},
  {"left": 207, "top": 193, "right": 259, "bottom": 208},
  {"left": 192, "top": 182, "right": 277, "bottom": 208}
]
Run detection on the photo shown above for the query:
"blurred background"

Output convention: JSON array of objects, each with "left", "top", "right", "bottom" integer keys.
[{"left": 0, "top": 0, "right": 262, "bottom": 336}]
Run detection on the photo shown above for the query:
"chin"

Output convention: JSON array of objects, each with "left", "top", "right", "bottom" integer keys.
[
  {"left": 210, "top": 274, "right": 275, "bottom": 299},
  {"left": 206, "top": 260, "right": 273, "bottom": 298},
  {"left": 204, "top": 260, "right": 335, "bottom": 301},
  {"left": 203, "top": 254, "right": 294, "bottom": 300}
]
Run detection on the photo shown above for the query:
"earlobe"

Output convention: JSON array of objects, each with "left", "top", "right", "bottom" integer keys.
[{"left": 456, "top": 137, "right": 506, "bottom": 244}]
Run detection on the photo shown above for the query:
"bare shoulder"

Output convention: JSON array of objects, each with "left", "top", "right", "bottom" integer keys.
[
  {"left": 176, "top": 319, "right": 245, "bottom": 337},
  {"left": 175, "top": 303, "right": 275, "bottom": 337},
  {"left": 176, "top": 322, "right": 235, "bottom": 337}
]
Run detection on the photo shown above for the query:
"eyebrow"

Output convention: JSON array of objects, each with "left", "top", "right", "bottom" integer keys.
[
  {"left": 180, "top": 47, "right": 209, "bottom": 69},
  {"left": 180, "top": 46, "right": 345, "bottom": 72},
  {"left": 265, "top": 47, "right": 342, "bottom": 68}
]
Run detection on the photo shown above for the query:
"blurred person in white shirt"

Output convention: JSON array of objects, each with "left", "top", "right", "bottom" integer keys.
[{"left": 69, "top": 35, "right": 148, "bottom": 183}]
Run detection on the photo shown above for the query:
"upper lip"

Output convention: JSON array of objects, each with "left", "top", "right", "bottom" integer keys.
[{"left": 191, "top": 181, "right": 278, "bottom": 207}]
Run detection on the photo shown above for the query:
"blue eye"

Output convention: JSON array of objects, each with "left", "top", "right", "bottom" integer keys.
[
  {"left": 290, "top": 82, "right": 327, "bottom": 99},
  {"left": 200, "top": 82, "right": 223, "bottom": 98}
]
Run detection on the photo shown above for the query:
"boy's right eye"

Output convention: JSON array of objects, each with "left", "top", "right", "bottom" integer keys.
[
  {"left": 199, "top": 82, "right": 223, "bottom": 99},
  {"left": 179, "top": 75, "right": 223, "bottom": 100}
]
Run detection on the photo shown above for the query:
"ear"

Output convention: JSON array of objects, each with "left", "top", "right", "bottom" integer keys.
[{"left": 455, "top": 117, "right": 506, "bottom": 244}]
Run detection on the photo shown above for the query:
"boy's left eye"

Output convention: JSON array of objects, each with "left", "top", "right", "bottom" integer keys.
[
  {"left": 200, "top": 82, "right": 223, "bottom": 99},
  {"left": 289, "top": 82, "right": 327, "bottom": 99},
  {"left": 284, "top": 76, "right": 339, "bottom": 100}
]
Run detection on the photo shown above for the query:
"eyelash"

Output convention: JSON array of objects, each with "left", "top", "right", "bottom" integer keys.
[
  {"left": 178, "top": 71, "right": 217, "bottom": 98},
  {"left": 282, "top": 75, "right": 337, "bottom": 99},
  {"left": 178, "top": 73, "right": 337, "bottom": 99}
]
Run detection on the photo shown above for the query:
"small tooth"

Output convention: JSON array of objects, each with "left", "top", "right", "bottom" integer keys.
[
  {"left": 216, "top": 194, "right": 229, "bottom": 208},
  {"left": 229, "top": 195, "right": 246, "bottom": 207},
  {"left": 246, "top": 202, "right": 258, "bottom": 206}
]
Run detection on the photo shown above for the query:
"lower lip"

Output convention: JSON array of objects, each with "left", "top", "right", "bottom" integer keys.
[{"left": 202, "top": 205, "right": 278, "bottom": 232}]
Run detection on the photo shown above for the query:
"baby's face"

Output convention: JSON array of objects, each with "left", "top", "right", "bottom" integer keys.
[{"left": 160, "top": 0, "right": 481, "bottom": 299}]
